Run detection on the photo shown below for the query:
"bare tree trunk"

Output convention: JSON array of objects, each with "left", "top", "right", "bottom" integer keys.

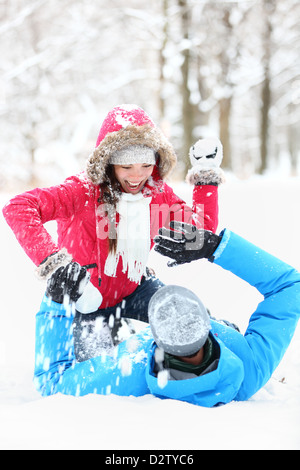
[
  {"left": 258, "top": 0, "right": 274, "bottom": 174},
  {"left": 288, "top": 111, "right": 299, "bottom": 175},
  {"left": 259, "top": 70, "right": 271, "bottom": 173},
  {"left": 218, "top": 8, "right": 233, "bottom": 170},
  {"left": 195, "top": 54, "right": 210, "bottom": 132},
  {"left": 29, "top": 131, "right": 39, "bottom": 188},
  {"left": 219, "top": 97, "right": 232, "bottom": 169},
  {"left": 178, "top": 0, "right": 194, "bottom": 170},
  {"left": 25, "top": 10, "right": 41, "bottom": 186},
  {"left": 158, "top": 0, "right": 169, "bottom": 120}
]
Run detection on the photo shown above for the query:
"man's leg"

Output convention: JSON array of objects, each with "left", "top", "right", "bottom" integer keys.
[
  {"left": 73, "top": 274, "right": 164, "bottom": 361},
  {"left": 34, "top": 298, "right": 75, "bottom": 396},
  {"left": 34, "top": 296, "right": 152, "bottom": 397}
]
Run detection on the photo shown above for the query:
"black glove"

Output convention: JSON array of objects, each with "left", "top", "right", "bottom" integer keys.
[
  {"left": 154, "top": 221, "right": 221, "bottom": 266},
  {"left": 46, "top": 262, "right": 90, "bottom": 304}
]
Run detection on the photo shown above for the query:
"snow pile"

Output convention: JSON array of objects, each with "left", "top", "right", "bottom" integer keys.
[
  {"left": 0, "top": 176, "right": 299, "bottom": 450},
  {"left": 74, "top": 316, "right": 114, "bottom": 362}
]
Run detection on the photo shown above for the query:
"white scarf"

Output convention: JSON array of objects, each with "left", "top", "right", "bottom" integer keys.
[{"left": 104, "top": 192, "right": 152, "bottom": 284}]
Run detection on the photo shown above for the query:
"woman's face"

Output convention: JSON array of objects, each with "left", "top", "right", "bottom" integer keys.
[{"left": 114, "top": 163, "right": 155, "bottom": 194}]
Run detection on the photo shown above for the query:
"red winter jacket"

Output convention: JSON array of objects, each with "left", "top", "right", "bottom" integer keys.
[
  {"left": 3, "top": 104, "right": 221, "bottom": 308},
  {"left": 2, "top": 172, "right": 218, "bottom": 308}
]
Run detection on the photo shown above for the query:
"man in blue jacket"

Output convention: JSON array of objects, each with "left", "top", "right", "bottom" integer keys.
[{"left": 34, "top": 222, "right": 300, "bottom": 407}]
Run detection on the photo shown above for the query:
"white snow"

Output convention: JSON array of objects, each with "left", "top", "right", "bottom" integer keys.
[
  {"left": 114, "top": 105, "right": 141, "bottom": 128},
  {"left": 0, "top": 175, "right": 300, "bottom": 450},
  {"left": 75, "top": 281, "right": 103, "bottom": 314}
]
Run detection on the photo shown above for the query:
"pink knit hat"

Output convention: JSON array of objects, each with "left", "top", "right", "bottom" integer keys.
[
  {"left": 86, "top": 104, "right": 177, "bottom": 185},
  {"left": 95, "top": 104, "right": 155, "bottom": 147}
]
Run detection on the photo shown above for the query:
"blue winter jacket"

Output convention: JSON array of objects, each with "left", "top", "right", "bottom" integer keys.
[{"left": 34, "top": 230, "right": 300, "bottom": 406}]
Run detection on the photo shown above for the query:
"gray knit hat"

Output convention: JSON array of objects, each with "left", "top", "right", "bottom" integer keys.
[
  {"left": 110, "top": 145, "right": 156, "bottom": 165},
  {"left": 148, "top": 285, "right": 211, "bottom": 357}
]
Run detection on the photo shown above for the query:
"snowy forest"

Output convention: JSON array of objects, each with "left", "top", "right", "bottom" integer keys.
[
  {"left": 0, "top": 0, "right": 299, "bottom": 191},
  {"left": 1, "top": 0, "right": 300, "bottom": 450}
]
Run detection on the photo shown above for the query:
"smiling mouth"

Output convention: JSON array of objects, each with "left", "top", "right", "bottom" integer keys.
[{"left": 126, "top": 181, "right": 142, "bottom": 190}]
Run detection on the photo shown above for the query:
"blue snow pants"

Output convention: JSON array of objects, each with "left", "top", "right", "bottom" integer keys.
[
  {"left": 73, "top": 274, "right": 164, "bottom": 361},
  {"left": 34, "top": 276, "right": 163, "bottom": 396}
]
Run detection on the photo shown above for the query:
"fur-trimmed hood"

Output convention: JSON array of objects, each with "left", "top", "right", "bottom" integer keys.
[{"left": 86, "top": 105, "right": 177, "bottom": 186}]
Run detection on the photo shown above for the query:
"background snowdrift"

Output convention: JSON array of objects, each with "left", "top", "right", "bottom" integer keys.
[{"left": 0, "top": 176, "right": 299, "bottom": 450}]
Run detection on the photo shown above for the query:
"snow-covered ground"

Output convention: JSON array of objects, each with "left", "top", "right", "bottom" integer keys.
[{"left": 0, "top": 175, "right": 299, "bottom": 450}]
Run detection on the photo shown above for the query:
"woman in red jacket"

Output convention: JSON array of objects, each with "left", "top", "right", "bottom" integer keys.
[{"left": 2, "top": 104, "right": 224, "bottom": 361}]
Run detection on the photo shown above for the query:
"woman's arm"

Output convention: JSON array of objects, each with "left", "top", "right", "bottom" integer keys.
[{"left": 2, "top": 175, "right": 90, "bottom": 267}]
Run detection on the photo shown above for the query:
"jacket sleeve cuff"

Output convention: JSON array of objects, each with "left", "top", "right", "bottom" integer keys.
[
  {"left": 35, "top": 248, "right": 73, "bottom": 280},
  {"left": 210, "top": 229, "right": 231, "bottom": 262},
  {"left": 186, "top": 166, "right": 225, "bottom": 186}
]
